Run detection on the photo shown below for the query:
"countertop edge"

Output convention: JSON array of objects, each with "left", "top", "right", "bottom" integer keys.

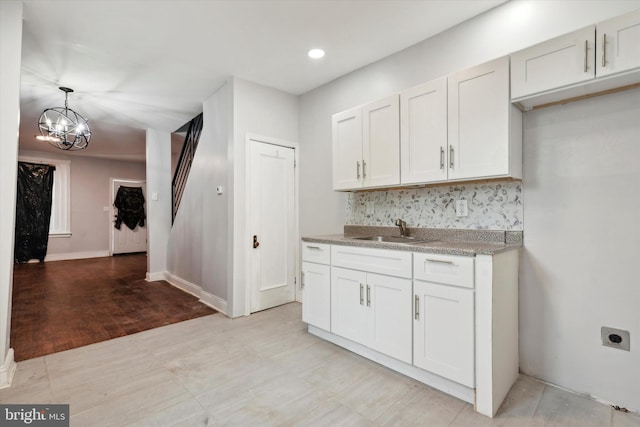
[{"left": 301, "top": 235, "right": 522, "bottom": 256}]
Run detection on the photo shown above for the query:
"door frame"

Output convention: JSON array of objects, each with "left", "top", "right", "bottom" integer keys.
[
  {"left": 109, "top": 178, "right": 147, "bottom": 256},
  {"left": 245, "top": 134, "right": 300, "bottom": 315}
]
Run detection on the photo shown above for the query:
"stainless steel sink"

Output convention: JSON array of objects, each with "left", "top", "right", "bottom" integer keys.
[{"left": 352, "top": 235, "right": 434, "bottom": 244}]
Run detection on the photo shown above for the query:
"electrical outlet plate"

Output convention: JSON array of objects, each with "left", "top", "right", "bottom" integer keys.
[
  {"left": 601, "top": 326, "right": 630, "bottom": 351},
  {"left": 456, "top": 200, "right": 468, "bottom": 217}
]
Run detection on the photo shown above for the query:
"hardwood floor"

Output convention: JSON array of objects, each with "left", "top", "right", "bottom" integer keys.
[
  {"left": 10, "top": 253, "right": 216, "bottom": 362},
  {"left": 2, "top": 302, "right": 638, "bottom": 426}
]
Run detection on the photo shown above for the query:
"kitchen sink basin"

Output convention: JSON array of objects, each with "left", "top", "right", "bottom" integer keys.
[{"left": 352, "top": 235, "right": 434, "bottom": 244}]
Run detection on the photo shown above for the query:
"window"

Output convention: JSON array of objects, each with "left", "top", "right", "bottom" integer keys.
[{"left": 18, "top": 156, "right": 71, "bottom": 237}]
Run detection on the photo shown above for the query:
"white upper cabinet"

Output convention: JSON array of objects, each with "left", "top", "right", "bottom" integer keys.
[
  {"left": 400, "top": 77, "right": 448, "bottom": 185},
  {"left": 448, "top": 56, "right": 522, "bottom": 181},
  {"left": 332, "top": 95, "right": 400, "bottom": 190},
  {"left": 332, "top": 107, "right": 362, "bottom": 190},
  {"left": 597, "top": 9, "right": 640, "bottom": 78},
  {"left": 511, "top": 26, "right": 596, "bottom": 100},
  {"left": 511, "top": 9, "right": 640, "bottom": 109},
  {"left": 362, "top": 95, "right": 400, "bottom": 188}
]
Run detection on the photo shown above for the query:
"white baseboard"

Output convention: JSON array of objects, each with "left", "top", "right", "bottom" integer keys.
[
  {"left": 42, "top": 250, "right": 110, "bottom": 262},
  {"left": 200, "top": 290, "right": 228, "bottom": 315},
  {"left": 145, "top": 271, "right": 167, "bottom": 282},
  {"left": 0, "top": 349, "right": 16, "bottom": 390},
  {"left": 163, "top": 272, "right": 201, "bottom": 298},
  {"left": 308, "top": 325, "right": 475, "bottom": 405},
  {"left": 163, "top": 272, "right": 227, "bottom": 316}
]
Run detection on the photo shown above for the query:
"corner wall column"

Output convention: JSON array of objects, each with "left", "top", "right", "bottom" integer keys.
[
  {"left": 0, "top": 0, "right": 23, "bottom": 388},
  {"left": 145, "top": 129, "right": 172, "bottom": 280}
]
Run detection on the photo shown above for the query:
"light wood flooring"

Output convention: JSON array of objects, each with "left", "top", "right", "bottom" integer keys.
[{"left": 2, "top": 302, "right": 638, "bottom": 426}]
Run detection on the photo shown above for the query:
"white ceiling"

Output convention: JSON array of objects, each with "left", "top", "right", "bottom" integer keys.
[{"left": 18, "top": 0, "right": 507, "bottom": 161}]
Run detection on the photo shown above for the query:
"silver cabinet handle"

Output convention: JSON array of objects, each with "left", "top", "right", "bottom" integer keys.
[
  {"left": 360, "top": 284, "right": 364, "bottom": 305},
  {"left": 425, "top": 258, "right": 454, "bottom": 265},
  {"left": 440, "top": 146, "right": 445, "bottom": 170},
  {"left": 305, "top": 245, "right": 321, "bottom": 250},
  {"left": 356, "top": 161, "right": 361, "bottom": 179},
  {"left": 414, "top": 295, "right": 419, "bottom": 320},
  {"left": 584, "top": 39, "right": 588, "bottom": 73},
  {"left": 602, "top": 33, "right": 607, "bottom": 67},
  {"left": 366, "top": 285, "right": 371, "bottom": 307},
  {"left": 362, "top": 160, "right": 367, "bottom": 178},
  {"left": 449, "top": 146, "right": 454, "bottom": 168},
  {"left": 301, "top": 271, "right": 305, "bottom": 289}
]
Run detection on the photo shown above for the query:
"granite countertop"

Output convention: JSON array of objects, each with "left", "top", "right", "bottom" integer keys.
[{"left": 302, "top": 226, "right": 523, "bottom": 256}]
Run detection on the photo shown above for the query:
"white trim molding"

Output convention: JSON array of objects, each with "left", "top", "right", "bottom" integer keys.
[
  {"left": 0, "top": 348, "right": 16, "bottom": 390},
  {"left": 43, "top": 250, "right": 110, "bottom": 262},
  {"left": 200, "top": 290, "right": 228, "bottom": 315},
  {"left": 164, "top": 272, "right": 228, "bottom": 316},
  {"left": 145, "top": 271, "right": 168, "bottom": 283}
]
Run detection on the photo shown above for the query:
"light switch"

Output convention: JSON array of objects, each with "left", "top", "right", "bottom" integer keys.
[{"left": 151, "top": 192, "right": 159, "bottom": 201}]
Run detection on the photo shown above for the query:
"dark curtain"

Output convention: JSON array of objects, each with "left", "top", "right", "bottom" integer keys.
[
  {"left": 114, "top": 186, "right": 146, "bottom": 230},
  {"left": 14, "top": 162, "right": 56, "bottom": 263}
]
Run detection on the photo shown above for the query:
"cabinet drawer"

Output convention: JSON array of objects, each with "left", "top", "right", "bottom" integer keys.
[
  {"left": 301, "top": 242, "right": 331, "bottom": 264},
  {"left": 331, "top": 245, "right": 412, "bottom": 278},
  {"left": 413, "top": 253, "right": 474, "bottom": 288}
]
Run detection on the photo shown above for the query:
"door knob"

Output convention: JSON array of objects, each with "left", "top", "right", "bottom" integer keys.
[{"left": 253, "top": 235, "right": 260, "bottom": 249}]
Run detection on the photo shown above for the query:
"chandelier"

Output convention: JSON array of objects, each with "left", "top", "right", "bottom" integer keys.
[{"left": 37, "top": 87, "right": 92, "bottom": 150}]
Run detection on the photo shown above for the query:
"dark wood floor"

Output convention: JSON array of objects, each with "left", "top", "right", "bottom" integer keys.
[{"left": 11, "top": 253, "right": 216, "bottom": 362}]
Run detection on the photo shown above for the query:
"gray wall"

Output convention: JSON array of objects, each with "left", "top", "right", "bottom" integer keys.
[
  {"left": 298, "top": 0, "right": 640, "bottom": 411},
  {"left": 19, "top": 149, "right": 146, "bottom": 258}
]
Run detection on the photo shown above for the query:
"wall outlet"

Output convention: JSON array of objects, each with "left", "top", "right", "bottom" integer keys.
[
  {"left": 456, "top": 199, "right": 468, "bottom": 217},
  {"left": 601, "top": 326, "right": 630, "bottom": 351}
]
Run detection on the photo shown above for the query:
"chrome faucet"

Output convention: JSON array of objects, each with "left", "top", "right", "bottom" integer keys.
[{"left": 395, "top": 219, "right": 408, "bottom": 237}]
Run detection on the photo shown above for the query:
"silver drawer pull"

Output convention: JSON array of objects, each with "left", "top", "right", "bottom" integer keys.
[
  {"left": 425, "top": 258, "right": 454, "bottom": 265},
  {"left": 414, "top": 295, "right": 419, "bottom": 320},
  {"left": 305, "top": 246, "right": 322, "bottom": 250}
]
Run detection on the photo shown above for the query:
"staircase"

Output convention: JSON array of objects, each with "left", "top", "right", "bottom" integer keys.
[{"left": 172, "top": 113, "right": 203, "bottom": 223}]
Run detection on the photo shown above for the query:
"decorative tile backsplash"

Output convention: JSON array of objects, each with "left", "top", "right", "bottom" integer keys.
[{"left": 345, "top": 181, "right": 523, "bottom": 230}]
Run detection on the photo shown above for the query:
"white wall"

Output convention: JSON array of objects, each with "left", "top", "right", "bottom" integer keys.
[
  {"left": 521, "top": 87, "right": 640, "bottom": 411},
  {"left": 19, "top": 149, "right": 146, "bottom": 259},
  {"left": 298, "top": 0, "right": 640, "bottom": 411},
  {"left": 167, "top": 81, "right": 232, "bottom": 312},
  {"left": 166, "top": 78, "right": 298, "bottom": 317},
  {"left": 145, "top": 129, "right": 172, "bottom": 280},
  {"left": 0, "top": 0, "right": 22, "bottom": 388},
  {"left": 298, "top": 0, "right": 639, "bottom": 237},
  {"left": 230, "top": 77, "right": 299, "bottom": 317}
]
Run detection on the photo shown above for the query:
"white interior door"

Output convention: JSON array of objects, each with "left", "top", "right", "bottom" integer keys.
[
  {"left": 249, "top": 141, "right": 295, "bottom": 313},
  {"left": 111, "top": 179, "right": 147, "bottom": 255}
]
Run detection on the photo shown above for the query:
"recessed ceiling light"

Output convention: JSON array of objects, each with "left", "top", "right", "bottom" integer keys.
[{"left": 308, "top": 48, "right": 325, "bottom": 59}]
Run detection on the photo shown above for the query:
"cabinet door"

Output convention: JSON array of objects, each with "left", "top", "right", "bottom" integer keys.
[
  {"left": 362, "top": 95, "right": 400, "bottom": 188},
  {"left": 400, "top": 78, "right": 448, "bottom": 184},
  {"left": 331, "top": 267, "right": 367, "bottom": 344},
  {"left": 302, "top": 262, "right": 331, "bottom": 331},
  {"left": 332, "top": 107, "right": 362, "bottom": 190},
  {"left": 367, "top": 273, "right": 412, "bottom": 364},
  {"left": 448, "top": 56, "right": 511, "bottom": 180},
  {"left": 597, "top": 10, "right": 640, "bottom": 78},
  {"left": 414, "top": 281, "right": 475, "bottom": 387},
  {"left": 510, "top": 26, "right": 595, "bottom": 99}
]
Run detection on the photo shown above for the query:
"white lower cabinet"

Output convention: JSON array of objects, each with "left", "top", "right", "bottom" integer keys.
[
  {"left": 301, "top": 261, "right": 331, "bottom": 331},
  {"left": 413, "top": 281, "right": 475, "bottom": 387},
  {"left": 331, "top": 266, "right": 412, "bottom": 364},
  {"left": 301, "top": 242, "right": 331, "bottom": 331},
  {"left": 303, "top": 241, "right": 520, "bottom": 418}
]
